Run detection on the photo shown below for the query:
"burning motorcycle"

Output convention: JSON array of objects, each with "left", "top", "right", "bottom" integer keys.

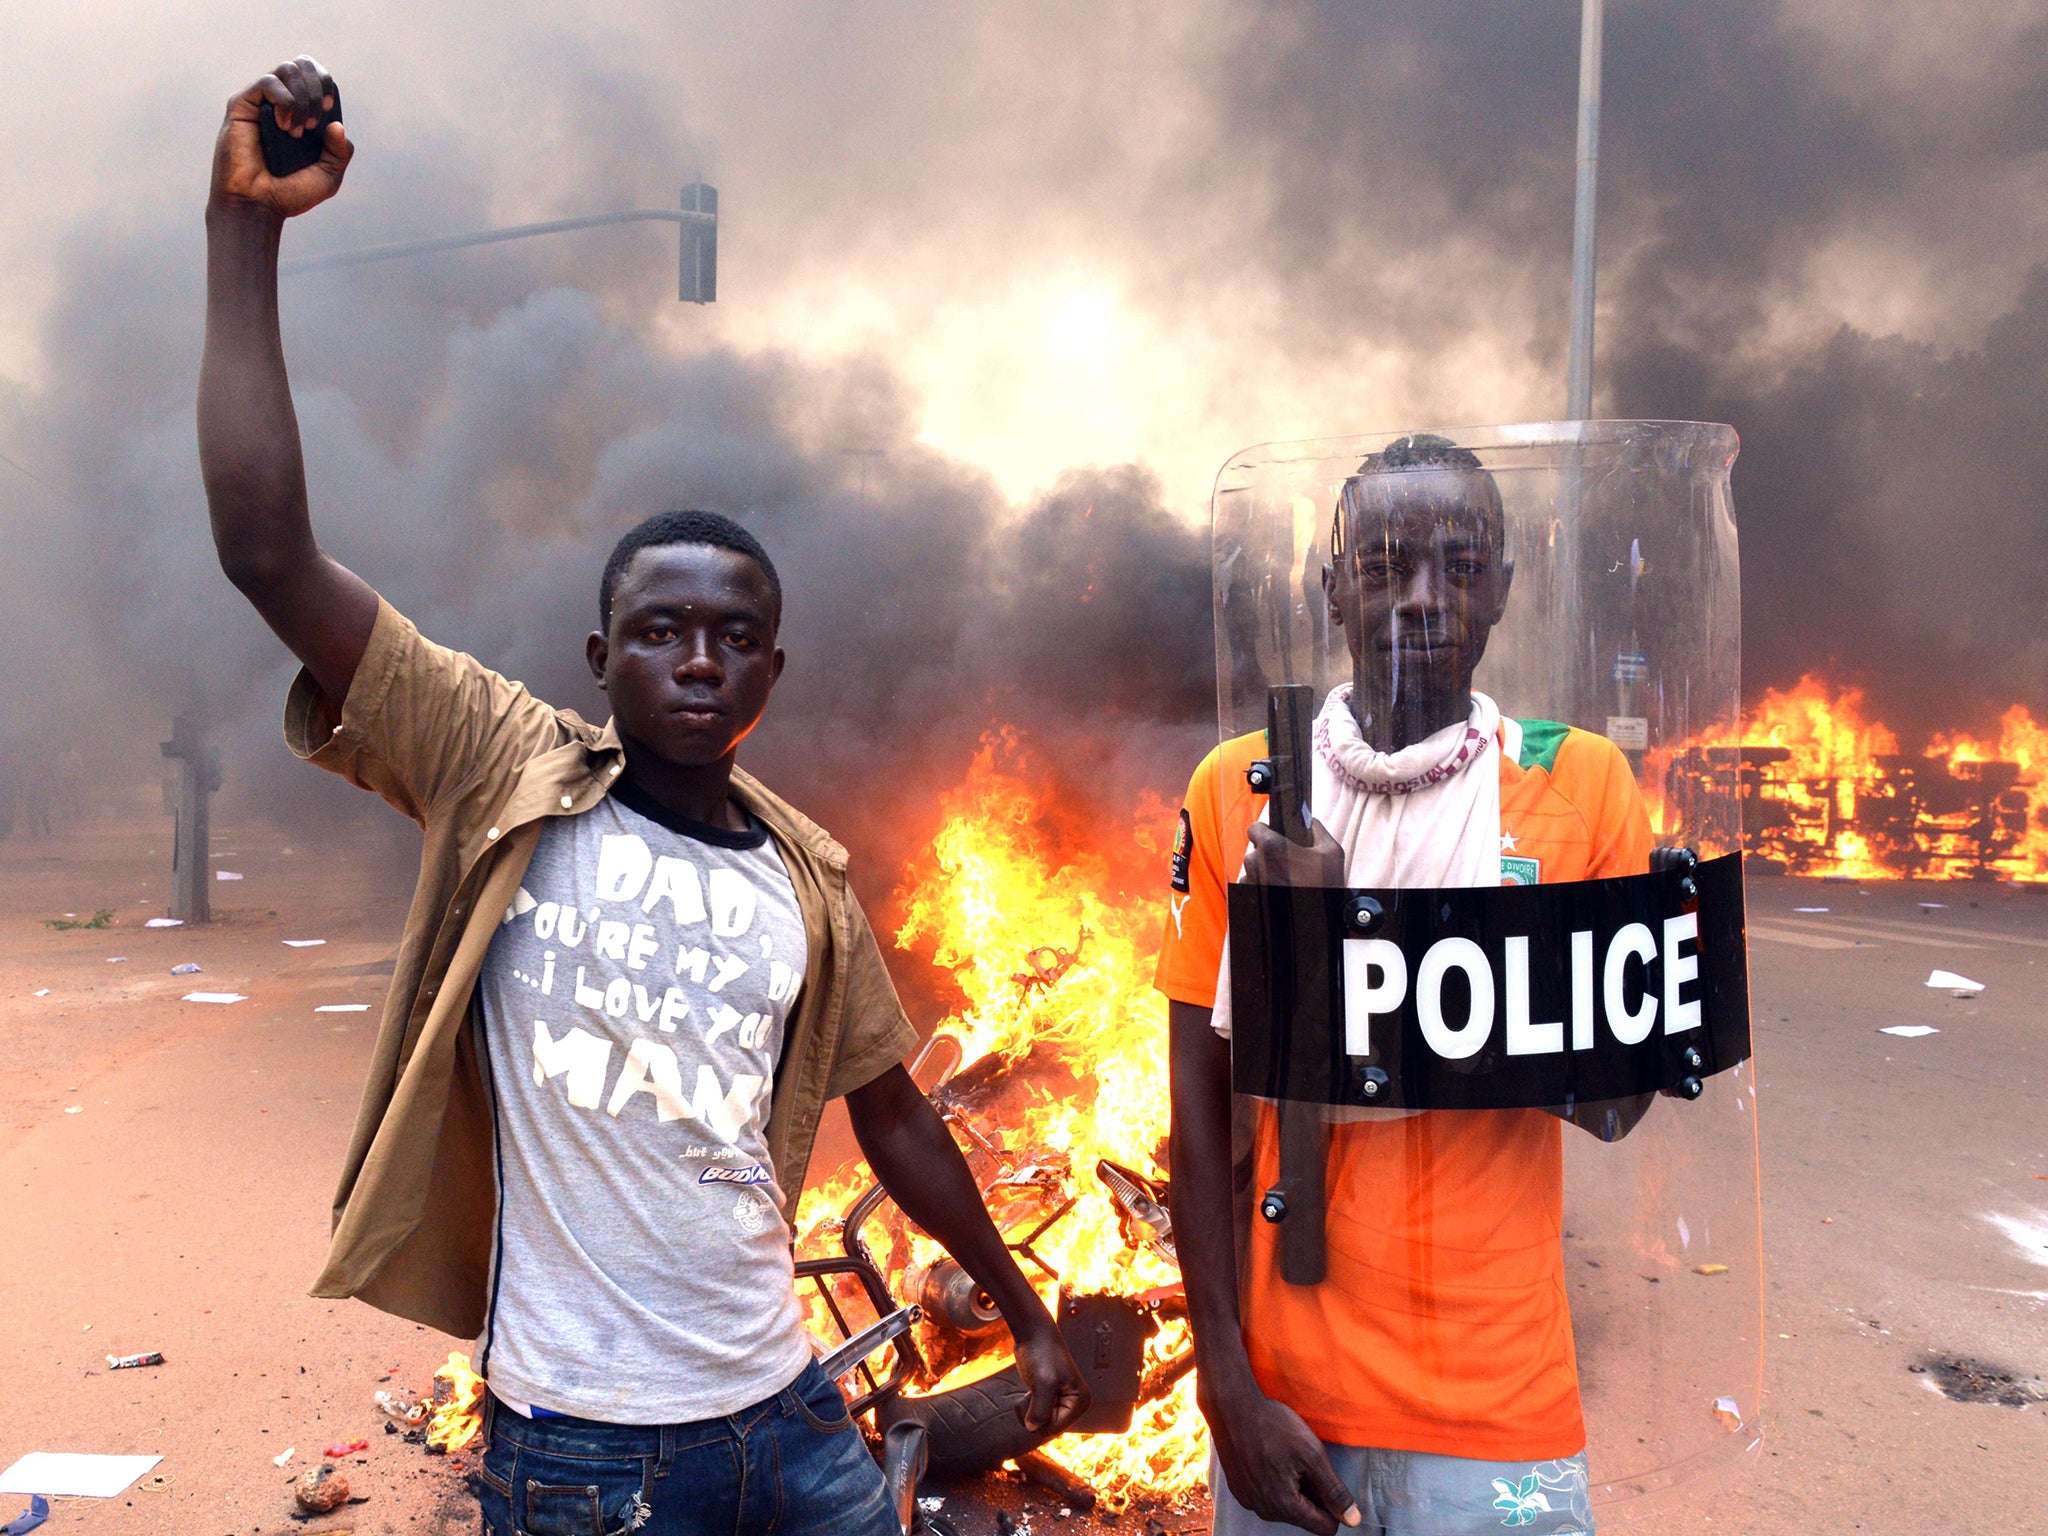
[{"left": 794, "top": 1031, "right": 1194, "bottom": 1531}]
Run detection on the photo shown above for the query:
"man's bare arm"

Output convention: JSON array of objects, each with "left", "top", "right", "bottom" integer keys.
[
  {"left": 1168, "top": 1000, "right": 1358, "bottom": 1534},
  {"left": 198, "top": 56, "right": 377, "bottom": 705},
  {"left": 844, "top": 1065, "right": 1090, "bottom": 1434}
]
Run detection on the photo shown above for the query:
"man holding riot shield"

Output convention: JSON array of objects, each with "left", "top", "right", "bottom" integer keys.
[{"left": 1161, "top": 429, "right": 1757, "bottom": 1536}]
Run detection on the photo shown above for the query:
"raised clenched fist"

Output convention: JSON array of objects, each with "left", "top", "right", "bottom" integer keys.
[{"left": 209, "top": 56, "right": 353, "bottom": 219}]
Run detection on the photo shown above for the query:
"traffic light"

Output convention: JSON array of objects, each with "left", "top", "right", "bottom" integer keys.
[{"left": 681, "top": 182, "right": 717, "bottom": 304}]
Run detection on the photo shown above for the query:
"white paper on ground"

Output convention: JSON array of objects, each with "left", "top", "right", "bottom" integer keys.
[
  {"left": 314, "top": 1003, "right": 370, "bottom": 1013},
  {"left": 1880, "top": 1025, "right": 1940, "bottom": 1038},
  {"left": 282, "top": 939, "right": 326, "bottom": 948},
  {"left": 0, "top": 1451, "right": 163, "bottom": 1497},
  {"left": 181, "top": 992, "right": 247, "bottom": 1005},
  {"left": 143, "top": 917, "right": 183, "bottom": 928},
  {"left": 216, "top": 871, "right": 243, "bottom": 881},
  {"left": 1793, "top": 906, "right": 1829, "bottom": 913},
  {"left": 33, "top": 989, "right": 49, "bottom": 997},
  {"left": 1925, "top": 970, "right": 1985, "bottom": 991}
]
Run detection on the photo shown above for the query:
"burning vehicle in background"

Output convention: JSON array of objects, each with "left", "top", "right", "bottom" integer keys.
[{"left": 1655, "top": 678, "right": 2048, "bottom": 882}]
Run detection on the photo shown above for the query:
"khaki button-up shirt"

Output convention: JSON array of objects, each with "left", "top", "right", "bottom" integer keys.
[{"left": 285, "top": 600, "right": 918, "bottom": 1339}]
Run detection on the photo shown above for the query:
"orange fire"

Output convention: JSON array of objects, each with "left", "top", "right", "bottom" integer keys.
[
  {"left": 426, "top": 1351, "right": 486, "bottom": 1453},
  {"left": 1652, "top": 676, "right": 2048, "bottom": 880},
  {"left": 795, "top": 734, "right": 1205, "bottom": 1509}
]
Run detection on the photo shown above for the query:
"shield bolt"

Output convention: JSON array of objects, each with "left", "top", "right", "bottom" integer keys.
[
  {"left": 1682, "top": 1046, "right": 1703, "bottom": 1071},
  {"left": 1246, "top": 760, "right": 1277, "bottom": 794},
  {"left": 1352, "top": 1064, "right": 1390, "bottom": 1102},
  {"left": 1345, "top": 894, "right": 1384, "bottom": 934},
  {"left": 1676, "top": 1074, "right": 1704, "bottom": 1100},
  {"left": 1259, "top": 1185, "right": 1289, "bottom": 1223}
]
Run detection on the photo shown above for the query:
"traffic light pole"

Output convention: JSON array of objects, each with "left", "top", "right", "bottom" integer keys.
[{"left": 281, "top": 183, "right": 719, "bottom": 303}]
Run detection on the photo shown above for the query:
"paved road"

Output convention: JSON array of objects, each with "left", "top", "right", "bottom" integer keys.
[
  {"left": 1631, "top": 876, "right": 2048, "bottom": 1535},
  {"left": 0, "top": 821, "right": 2042, "bottom": 1533}
]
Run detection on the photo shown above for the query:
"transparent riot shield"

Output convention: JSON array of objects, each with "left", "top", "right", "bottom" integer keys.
[{"left": 1213, "top": 423, "right": 1756, "bottom": 1530}]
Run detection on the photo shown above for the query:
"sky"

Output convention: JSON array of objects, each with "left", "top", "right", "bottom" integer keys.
[{"left": 3, "top": 0, "right": 2047, "bottom": 885}]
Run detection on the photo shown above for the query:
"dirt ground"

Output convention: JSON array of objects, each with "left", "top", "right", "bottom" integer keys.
[{"left": 1, "top": 812, "right": 2043, "bottom": 1534}]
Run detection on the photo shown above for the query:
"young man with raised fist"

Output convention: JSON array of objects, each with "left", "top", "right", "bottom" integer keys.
[{"left": 199, "top": 56, "right": 1086, "bottom": 1536}]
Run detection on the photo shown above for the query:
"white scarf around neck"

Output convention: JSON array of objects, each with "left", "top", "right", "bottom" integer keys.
[
  {"left": 1211, "top": 686, "right": 1505, "bottom": 1039},
  {"left": 1312, "top": 684, "right": 1503, "bottom": 889}
]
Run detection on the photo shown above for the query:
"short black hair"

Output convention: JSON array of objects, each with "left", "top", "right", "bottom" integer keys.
[
  {"left": 598, "top": 510, "right": 783, "bottom": 629},
  {"left": 1331, "top": 432, "right": 1505, "bottom": 561}
]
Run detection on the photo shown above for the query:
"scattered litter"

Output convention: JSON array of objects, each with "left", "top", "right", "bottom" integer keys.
[
  {"left": 1926, "top": 969, "right": 1984, "bottom": 992},
  {"left": 0, "top": 1453, "right": 163, "bottom": 1499},
  {"left": 919, "top": 1498, "right": 946, "bottom": 1514},
  {"left": 1919, "top": 902, "right": 1948, "bottom": 910},
  {"left": 106, "top": 1351, "right": 164, "bottom": 1370},
  {"left": 44, "top": 910, "right": 113, "bottom": 931},
  {"left": 105, "top": 956, "right": 127, "bottom": 964},
  {"left": 1692, "top": 1263, "right": 1729, "bottom": 1276},
  {"left": 63, "top": 1107, "right": 81, "bottom": 1115},
  {"left": 136, "top": 1474, "right": 172, "bottom": 1492},
  {"left": 170, "top": 963, "right": 202, "bottom": 975},
  {"left": 182, "top": 992, "right": 247, "bottom": 1005},
  {"left": 374, "top": 1389, "right": 427, "bottom": 1425},
  {"left": 294, "top": 1463, "right": 350, "bottom": 1515},
  {"left": 32, "top": 990, "right": 48, "bottom": 998},
  {"left": 323, "top": 1439, "right": 368, "bottom": 1459},
  {"left": 216, "top": 871, "right": 243, "bottom": 881},
  {"left": 1880, "top": 1025, "right": 1940, "bottom": 1038},
  {"left": 283, "top": 939, "right": 327, "bottom": 948},
  {"left": 317, "top": 1004, "right": 371, "bottom": 1013},
  {"left": 143, "top": 918, "right": 183, "bottom": 928},
  {"left": 273, "top": 1448, "right": 295, "bottom": 1468},
  {"left": 0, "top": 1494, "right": 48, "bottom": 1534},
  {"left": 1711, "top": 1396, "right": 1743, "bottom": 1431},
  {"left": 1792, "top": 906, "right": 1829, "bottom": 913}
]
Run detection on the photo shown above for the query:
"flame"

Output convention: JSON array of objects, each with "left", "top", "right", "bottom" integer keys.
[
  {"left": 426, "top": 1351, "right": 485, "bottom": 1454},
  {"left": 795, "top": 733, "right": 1206, "bottom": 1508},
  {"left": 1650, "top": 676, "right": 2048, "bottom": 881}
]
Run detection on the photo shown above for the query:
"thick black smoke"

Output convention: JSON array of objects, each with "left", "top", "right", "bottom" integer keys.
[
  {"left": 1209, "top": 0, "right": 2048, "bottom": 735},
  {"left": 2, "top": 224, "right": 1213, "bottom": 903},
  {"left": 6, "top": 0, "right": 2048, "bottom": 886}
]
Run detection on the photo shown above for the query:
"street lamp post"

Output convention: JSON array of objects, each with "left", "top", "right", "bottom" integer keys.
[
  {"left": 281, "top": 182, "right": 720, "bottom": 303},
  {"left": 1566, "top": 0, "right": 1603, "bottom": 420}
]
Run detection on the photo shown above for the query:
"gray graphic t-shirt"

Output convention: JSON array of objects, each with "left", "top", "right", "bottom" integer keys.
[{"left": 474, "top": 780, "right": 813, "bottom": 1423}]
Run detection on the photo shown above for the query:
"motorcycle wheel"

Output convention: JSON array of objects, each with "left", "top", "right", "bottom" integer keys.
[{"left": 873, "top": 1364, "right": 1053, "bottom": 1479}]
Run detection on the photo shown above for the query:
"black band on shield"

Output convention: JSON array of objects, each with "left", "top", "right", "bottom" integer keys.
[{"left": 1228, "top": 852, "right": 1751, "bottom": 1111}]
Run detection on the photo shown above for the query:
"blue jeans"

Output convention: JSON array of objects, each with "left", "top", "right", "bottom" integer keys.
[{"left": 472, "top": 1360, "right": 900, "bottom": 1536}]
